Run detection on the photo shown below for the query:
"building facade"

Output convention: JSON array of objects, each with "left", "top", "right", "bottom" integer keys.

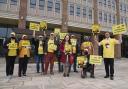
[{"left": 0, "top": 0, "right": 128, "bottom": 57}]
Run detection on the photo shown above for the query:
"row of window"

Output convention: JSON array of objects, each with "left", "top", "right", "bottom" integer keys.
[
  {"left": 0, "top": 0, "right": 18, "bottom": 5},
  {"left": 98, "top": 11, "right": 117, "bottom": 24}
]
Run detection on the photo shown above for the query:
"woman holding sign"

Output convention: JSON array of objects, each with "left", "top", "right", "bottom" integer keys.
[
  {"left": 60, "top": 35, "right": 74, "bottom": 77},
  {"left": 4, "top": 32, "right": 18, "bottom": 79},
  {"left": 18, "top": 35, "right": 31, "bottom": 77},
  {"left": 95, "top": 32, "right": 122, "bottom": 80}
]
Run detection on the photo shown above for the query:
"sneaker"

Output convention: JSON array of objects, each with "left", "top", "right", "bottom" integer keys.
[
  {"left": 63, "top": 73, "right": 66, "bottom": 77},
  {"left": 110, "top": 76, "right": 114, "bottom": 80},
  {"left": 104, "top": 75, "right": 109, "bottom": 78}
]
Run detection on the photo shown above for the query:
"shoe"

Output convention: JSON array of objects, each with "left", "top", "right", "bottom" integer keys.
[
  {"left": 18, "top": 75, "right": 21, "bottom": 77},
  {"left": 50, "top": 72, "right": 54, "bottom": 75},
  {"left": 63, "top": 73, "right": 66, "bottom": 77},
  {"left": 74, "top": 70, "right": 78, "bottom": 73},
  {"left": 110, "top": 76, "right": 114, "bottom": 80},
  {"left": 23, "top": 74, "right": 26, "bottom": 76},
  {"left": 90, "top": 75, "right": 95, "bottom": 78},
  {"left": 104, "top": 75, "right": 109, "bottom": 78},
  {"left": 67, "top": 74, "right": 69, "bottom": 77}
]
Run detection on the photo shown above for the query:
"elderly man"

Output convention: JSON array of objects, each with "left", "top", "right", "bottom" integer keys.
[{"left": 95, "top": 32, "right": 122, "bottom": 80}]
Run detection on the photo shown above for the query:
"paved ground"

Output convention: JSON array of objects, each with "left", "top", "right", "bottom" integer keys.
[{"left": 0, "top": 58, "right": 128, "bottom": 89}]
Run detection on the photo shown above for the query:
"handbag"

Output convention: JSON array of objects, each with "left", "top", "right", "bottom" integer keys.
[{"left": 69, "top": 54, "right": 74, "bottom": 65}]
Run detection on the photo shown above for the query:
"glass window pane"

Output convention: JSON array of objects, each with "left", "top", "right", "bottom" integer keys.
[
  {"left": 69, "top": 3, "right": 74, "bottom": 15},
  {"left": 55, "top": 1, "right": 60, "bottom": 13},
  {"left": 76, "top": 5, "right": 81, "bottom": 17},
  {"left": 0, "top": 0, "right": 7, "bottom": 3},
  {"left": 47, "top": 0, "right": 53, "bottom": 11},
  {"left": 10, "top": 0, "right": 17, "bottom": 5},
  {"left": 83, "top": 7, "right": 86, "bottom": 18},
  {"left": 39, "top": 0, "right": 45, "bottom": 10},
  {"left": 88, "top": 8, "right": 92, "bottom": 19},
  {"left": 30, "top": 0, "right": 36, "bottom": 8}
]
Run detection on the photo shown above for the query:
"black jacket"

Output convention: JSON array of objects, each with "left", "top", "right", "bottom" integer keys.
[{"left": 4, "top": 37, "right": 19, "bottom": 56}]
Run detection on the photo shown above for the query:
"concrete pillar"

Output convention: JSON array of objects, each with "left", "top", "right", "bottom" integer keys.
[
  {"left": 61, "top": 0, "right": 68, "bottom": 33},
  {"left": 18, "top": 0, "right": 28, "bottom": 30},
  {"left": 92, "top": 0, "right": 99, "bottom": 55},
  {"left": 115, "top": 0, "right": 121, "bottom": 58}
]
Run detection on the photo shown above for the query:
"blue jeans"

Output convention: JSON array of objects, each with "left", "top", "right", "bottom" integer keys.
[{"left": 35, "top": 54, "right": 44, "bottom": 73}]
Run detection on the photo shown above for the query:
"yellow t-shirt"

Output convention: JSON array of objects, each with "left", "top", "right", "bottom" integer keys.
[
  {"left": 71, "top": 39, "right": 77, "bottom": 53},
  {"left": 38, "top": 41, "right": 43, "bottom": 54},
  {"left": 8, "top": 39, "right": 18, "bottom": 56},
  {"left": 64, "top": 43, "right": 72, "bottom": 53},
  {"left": 19, "top": 40, "right": 31, "bottom": 58},
  {"left": 100, "top": 38, "right": 119, "bottom": 58},
  {"left": 48, "top": 39, "right": 57, "bottom": 53}
]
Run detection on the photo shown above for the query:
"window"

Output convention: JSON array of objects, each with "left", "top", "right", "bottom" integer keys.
[
  {"left": 99, "top": 11, "right": 102, "bottom": 21},
  {"left": 76, "top": 5, "right": 81, "bottom": 17},
  {"left": 123, "top": 4, "right": 127, "bottom": 13},
  {"left": 55, "top": 1, "right": 60, "bottom": 13},
  {"left": 98, "top": 0, "right": 102, "bottom": 6},
  {"left": 10, "top": 0, "right": 17, "bottom": 5},
  {"left": 104, "top": 13, "right": 107, "bottom": 22},
  {"left": 120, "top": 17, "right": 123, "bottom": 24},
  {"left": 0, "top": 0, "right": 7, "bottom": 3},
  {"left": 104, "top": 0, "right": 107, "bottom": 7},
  {"left": 109, "top": 14, "right": 111, "bottom": 23},
  {"left": 88, "top": 8, "right": 92, "bottom": 20},
  {"left": 30, "top": 0, "right": 36, "bottom": 8},
  {"left": 108, "top": 0, "right": 111, "bottom": 8},
  {"left": 47, "top": 0, "right": 53, "bottom": 11},
  {"left": 39, "top": 0, "right": 45, "bottom": 10},
  {"left": 69, "top": 4, "right": 74, "bottom": 15},
  {"left": 112, "top": 0, "right": 115, "bottom": 10},
  {"left": 83, "top": 7, "right": 86, "bottom": 18},
  {"left": 113, "top": 15, "right": 116, "bottom": 24}
]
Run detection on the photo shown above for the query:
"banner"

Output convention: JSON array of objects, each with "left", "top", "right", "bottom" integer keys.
[
  {"left": 89, "top": 55, "right": 103, "bottom": 65},
  {"left": 40, "top": 21, "right": 47, "bottom": 30},
  {"left": 92, "top": 24, "right": 101, "bottom": 33},
  {"left": 29, "top": 22, "right": 40, "bottom": 31},
  {"left": 8, "top": 43, "right": 18, "bottom": 49},
  {"left": 60, "top": 33, "right": 68, "bottom": 39},
  {"left": 54, "top": 28, "right": 60, "bottom": 34},
  {"left": 112, "top": 24, "right": 127, "bottom": 35}
]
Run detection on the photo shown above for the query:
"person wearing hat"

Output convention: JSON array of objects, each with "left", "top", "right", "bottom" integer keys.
[
  {"left": 18, "top": 35, "right": 31, "bottom": 77},
  {"left": 4, "top": 32, "right": 18, "bottom": 79},
  {"left": 44, "top": 33, "right": 57, "bottom": 75},
  {"left": 31, "top": 35, "right": 45, "bottom": 73},
  {"left": 69, "top": 34, "right": 78, "bottom": 73}
]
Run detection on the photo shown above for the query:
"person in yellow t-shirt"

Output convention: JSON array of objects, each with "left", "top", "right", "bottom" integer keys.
[
  {"left": 81, "top": 36, "right": 95, "bottom": 78},
  {"left": 44, "top": 33, "right": 57, "bottom": 75},
  {"left": 31, "top": 35, "right": 45, "bottom": 73},
  {"left": 4, "top": 32, "right": 18, "bottom": 78},
  {"left": 70, "top": 35, "right": 78, "bottom": 73},
  {"left": 18, "top": 35, "right": 31, "bottom": 77},
  {"left": 95, "top": 32, "right": 122, "bottom": 80}
]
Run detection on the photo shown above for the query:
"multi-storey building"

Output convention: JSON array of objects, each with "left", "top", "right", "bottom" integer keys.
[{"left": 0, "top": 0, "right": 128, "bottom": 57}]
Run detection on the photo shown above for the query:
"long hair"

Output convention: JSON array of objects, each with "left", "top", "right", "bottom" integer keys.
[{"left": 61, "top": 34, "right": 71, "bottom": 45}]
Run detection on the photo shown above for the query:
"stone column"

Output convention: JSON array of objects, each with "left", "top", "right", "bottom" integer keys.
[
  {"left": 61, "top": 0, "right": 68, "bottom": 32},
  {"left": 92, "top": 0, "right": 99, "bottom": 55},
  {"left": 115, "top": 0, "right": 121, "bottom": 58},
  {"left": 18, "top": 0, "right": 28, "bottom": 30}
]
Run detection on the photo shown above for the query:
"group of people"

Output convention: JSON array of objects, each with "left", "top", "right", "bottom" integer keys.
[{"left": 4, "top": 31, "right": 121, "bottom": 80}]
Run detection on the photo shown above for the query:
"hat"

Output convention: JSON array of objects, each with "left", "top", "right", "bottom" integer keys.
[
  {"left": 50, "top": 33, "right": 54, "bottom": 35},
  {"left": 10, "top": 32, "right": 16, "bottom": 36},
  {"left": 38, "top": 35, "right": 43, "bottom": 38},
  {"left": 22, "top": 34, "right": 27, "bottom": 39}
]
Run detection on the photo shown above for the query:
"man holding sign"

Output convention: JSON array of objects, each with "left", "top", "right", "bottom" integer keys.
[{"left": 95, "top": 32, "right": 122, "bottom": 80}]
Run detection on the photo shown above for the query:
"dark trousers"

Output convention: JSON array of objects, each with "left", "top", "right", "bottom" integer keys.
[
  {"left": 18, "top": 56, "right": 29, "bottom": 76},
  {"left": 6, "top": 56, "right": 16, "bottom": 76},
  {"left": 104, "top": 58, "right": 114, "bottom": 77},
  {"left": 35, "top": 54, "right": 44, "bottom": 73},
  {"left": 44, "top": 53, "right": 55, "bottom": 74}
]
